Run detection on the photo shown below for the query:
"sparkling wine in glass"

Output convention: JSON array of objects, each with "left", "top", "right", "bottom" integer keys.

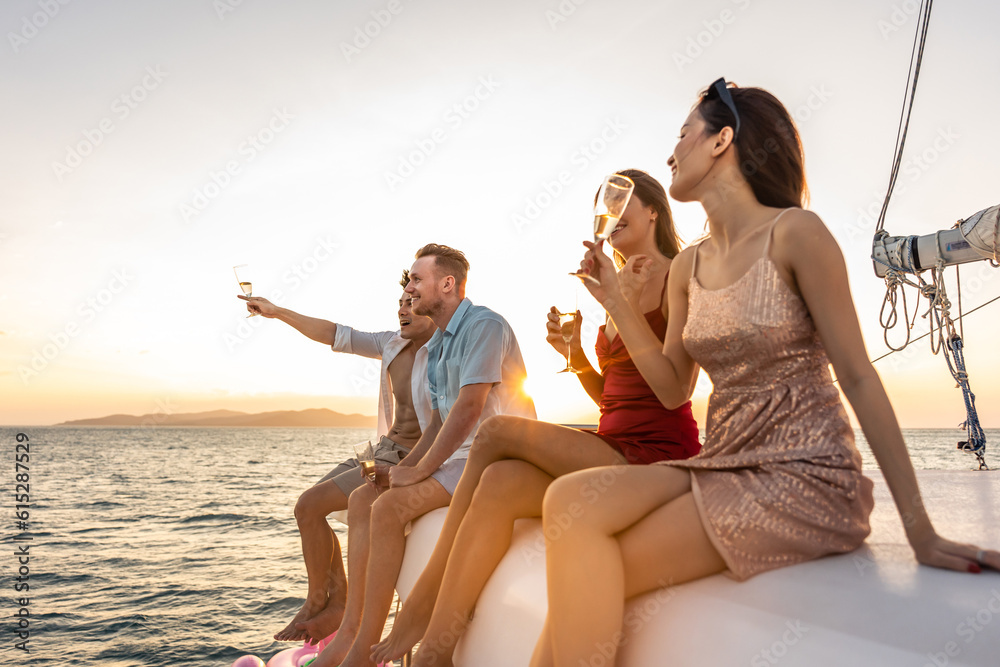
[
  {"left": 353, "top": 441, "right": 377, "bottom": 483},
  {"left": 233, "top": 264, "right": 257, "bottom": 317},
  {"left": 556, "top": 312, "right": 581, "bottom": 374},
  {"left": 571, "top": 173, "right": 635, "bottom": 285}
]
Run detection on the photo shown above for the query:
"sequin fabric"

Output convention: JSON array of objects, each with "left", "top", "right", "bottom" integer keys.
[{"left": 663, "top": 215, "right": 875, "bottom": 581}]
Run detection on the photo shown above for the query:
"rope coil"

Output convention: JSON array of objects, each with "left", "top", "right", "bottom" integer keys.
[{"left": 876, "top": 232, "right": 990, "bottom": 469}]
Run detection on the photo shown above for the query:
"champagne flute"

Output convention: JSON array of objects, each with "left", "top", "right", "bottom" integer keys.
[
  {"left": 233, "top": 264, "right": 257, "bottom": 317},
  {"left": 353, "top": 441, "right": 377, "bottom": 484},
  {"left": 570, "top": 173, "right": 635, "bottom": 285},
  {"left": 556, "top": 312, "right": 581, "bottom": 374}
]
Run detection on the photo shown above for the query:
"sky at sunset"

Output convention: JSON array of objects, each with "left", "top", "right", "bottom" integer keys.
[{"left": 4, "top": 0, "right": 1000, "bottom": 429}]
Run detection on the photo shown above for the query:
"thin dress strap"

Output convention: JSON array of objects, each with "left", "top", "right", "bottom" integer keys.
[
  {"left": 658, "top": 267, "right": 670, "bottom": 306},
  {"left": 762, "top": 207, "right": 798, "bottom": 258},
  {"left": 690, "top": 241, "right": 705, "bottom": 281}
]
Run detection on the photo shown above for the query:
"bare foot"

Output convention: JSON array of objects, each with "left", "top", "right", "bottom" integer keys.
[
  {"left": 306, "top": 614, "right": 357, "bottom": 666},
  {"left": 369, "top": 596, "right": 433, "bottom": 664},
  {"left": 339, "top": 641, "right": 380, "bottom": 667},
  {"left": 410, "top": 641, "right": 454, "bottom": 667},
  {"left": 274, "top": 594, "right": 327, "bottom": 641},
  {"left": 298, "top": 599, "right": 348, "bottom": 645}
]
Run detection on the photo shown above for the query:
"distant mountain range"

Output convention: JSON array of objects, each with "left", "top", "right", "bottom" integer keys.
[{"left": 58, "top": 408, "right": 376, "bottom": 428}]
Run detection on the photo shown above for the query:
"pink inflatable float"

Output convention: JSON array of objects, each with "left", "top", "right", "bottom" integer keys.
[
  {"left": 230, "top": 657, "right": 265, "bottom": 667},
  {"left": 229, "top": 633, "right": 333, "bottom": 667}
]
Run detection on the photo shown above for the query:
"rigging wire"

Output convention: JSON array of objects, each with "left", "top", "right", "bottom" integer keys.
[
  {"left": 867, "top": 0, "right": 991, "bottom": 468},
  {"left": 876, "top": 0, "right": 934, "bottom": 233},
  {"left": 868, "top": 293, "right": 1000, "bottom": 365}
]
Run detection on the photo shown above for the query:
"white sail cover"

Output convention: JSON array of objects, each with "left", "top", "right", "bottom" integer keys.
[{"left": 960, "top": 204, "right": 1000, "bottom": 259}]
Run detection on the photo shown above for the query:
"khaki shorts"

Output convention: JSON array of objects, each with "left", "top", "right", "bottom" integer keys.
[{"left": 324, "top": 436, "right": 411, "bottom": 496}]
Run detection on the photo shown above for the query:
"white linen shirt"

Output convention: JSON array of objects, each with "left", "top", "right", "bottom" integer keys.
[{"left": 331, "top": 325, "right": 432, "bottom": 439}]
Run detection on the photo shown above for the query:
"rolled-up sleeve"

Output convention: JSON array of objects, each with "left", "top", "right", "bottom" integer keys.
[{"left": 330, "top": 325, "right": 394, "bottom": 359}]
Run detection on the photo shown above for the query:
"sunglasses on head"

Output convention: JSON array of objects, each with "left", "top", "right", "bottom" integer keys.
[{"left": 705, "top": 77, "right": 741, "bottom": 138}]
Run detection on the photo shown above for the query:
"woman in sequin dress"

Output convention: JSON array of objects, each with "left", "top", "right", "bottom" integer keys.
[
  {"left": 532, "top": 81, "right": 1000, "bottom": 666},
  {"left": 370, "top": 170, "right": 700, "bottom": 667}
]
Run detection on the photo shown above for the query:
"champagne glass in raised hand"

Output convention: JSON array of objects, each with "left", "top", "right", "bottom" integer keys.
[
  {"left": 570, "top": 173, "right": 634, "bottom": 285},
  {"left": 233, "top": 264, "right": 257, "bottom": 317},
  {"left": 556, "top": 311, "right": 582, "bottom": 374}
]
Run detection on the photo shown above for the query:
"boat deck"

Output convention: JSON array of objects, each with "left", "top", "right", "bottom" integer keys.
[{"left": 396, "top": 470, "right": 1000, "bottom": 666}]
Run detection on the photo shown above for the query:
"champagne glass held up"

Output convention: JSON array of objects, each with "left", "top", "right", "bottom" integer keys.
[
  {"left": 570, "top": 173, "right": 635, "bottom": 285},
  {"left": 233, "top": 264, "right": 257, "bottom": 317},
  {"left": 556, "top": 312, "right": 582, "bottom": 374}
]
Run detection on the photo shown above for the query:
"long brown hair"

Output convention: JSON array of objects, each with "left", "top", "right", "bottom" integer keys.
[
  {"left": 606, "top": 168, "right": 683, "bottom": 267},
  {"left": 695, "top": 83, "right": 808, "bottom": 208}
]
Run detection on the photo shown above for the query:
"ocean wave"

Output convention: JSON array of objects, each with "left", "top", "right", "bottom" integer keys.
[{"left": 177, "top": 512, "right": 252, "bottom": 524}]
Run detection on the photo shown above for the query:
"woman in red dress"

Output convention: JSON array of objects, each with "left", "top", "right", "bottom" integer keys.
[{"left": 371, "top": 169, "right": 701, "bottom": 666}]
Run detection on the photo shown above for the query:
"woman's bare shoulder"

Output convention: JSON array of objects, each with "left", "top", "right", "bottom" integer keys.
[
  {"left": 671, "top": 244, "right": 700, "bottom": 275},
  {"left": 771, "top": 208, "right": 841, "bottom": 259}
]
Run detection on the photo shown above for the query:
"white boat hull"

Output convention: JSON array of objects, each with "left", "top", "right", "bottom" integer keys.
[{"left": 396, "top": 470, "right": 1000, "bottom": 666}]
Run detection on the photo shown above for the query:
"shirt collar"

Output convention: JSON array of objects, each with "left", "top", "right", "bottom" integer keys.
[{"left": 443, "top": 298, "right": 473, "bottom": 336}]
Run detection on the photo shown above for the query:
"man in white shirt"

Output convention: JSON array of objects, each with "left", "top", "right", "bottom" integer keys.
[
  {"left": 239, "top": 271, "right": 436, "bottom": 642},
  {"left": 311, "top": 244, "right": 536, "bottom": 667}
]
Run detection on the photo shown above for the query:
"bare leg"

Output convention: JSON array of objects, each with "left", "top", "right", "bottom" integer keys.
[
  {"left": 300, "top": 483, "right": 378, "bottom": 657},
  {"left": 274, "top": 479, "right": 350, "bottom": 641},
  {"left": 529, "top": 617, "right": 555, "bottom": 667},
  {"left": 372, "top": 417, "right": 625, "bottom": 663},
  {"left": 541, "top": 465, "right": 726, "bottom": 666},
  {"left": 320, "top": 477, "right": 452, "bottom": 667},
  {"left": 410, "top": 460, "right": 552, "bottom": 667},
  {"left": 325, "top": 524, "right": 347, "bottom": 609}
]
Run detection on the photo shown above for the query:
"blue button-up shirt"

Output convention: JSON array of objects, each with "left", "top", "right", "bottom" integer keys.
[{"left": 426, "top": 298, "right": 536, "bottom": 461}]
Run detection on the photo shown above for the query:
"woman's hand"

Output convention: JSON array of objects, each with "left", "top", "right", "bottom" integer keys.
[
  {"left": 546, "top": 307, "right": 582, "bottom": 359},
  {"left": 619, "top": 254, "right": 654, "bottom": 308},
  {"left": 910, "top": 530, "right": 1000, "bottom": 574},
  {"left": 578, "top": 240, "right": 627, "bottom": 313}
]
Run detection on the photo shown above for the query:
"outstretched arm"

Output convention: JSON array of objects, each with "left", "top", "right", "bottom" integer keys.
[
  {"left": 777, "top": 210, "right": 999, "bottom": 573},
  {"left": 238, "top": 295, "right": 337, "bottom": 345}
]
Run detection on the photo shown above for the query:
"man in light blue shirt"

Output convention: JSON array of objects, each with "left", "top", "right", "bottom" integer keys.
[{"left": 315, "top": 244, "right": 535, "bottom": 666}]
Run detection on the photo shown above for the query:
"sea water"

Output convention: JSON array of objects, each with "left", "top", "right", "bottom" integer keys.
[{"left": 0, "top": 425, "right": 994, "bottom": 666}]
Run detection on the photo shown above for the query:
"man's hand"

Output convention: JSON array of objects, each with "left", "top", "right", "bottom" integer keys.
[
  {"left": 368, "top": 463, "right": 392, "bottom": 490},
  {"left": 238, "top": 295, "right": 279, "bottom": 317},
  {"left": 389, "top": 464, "right": 431, "bottom": 488}
]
